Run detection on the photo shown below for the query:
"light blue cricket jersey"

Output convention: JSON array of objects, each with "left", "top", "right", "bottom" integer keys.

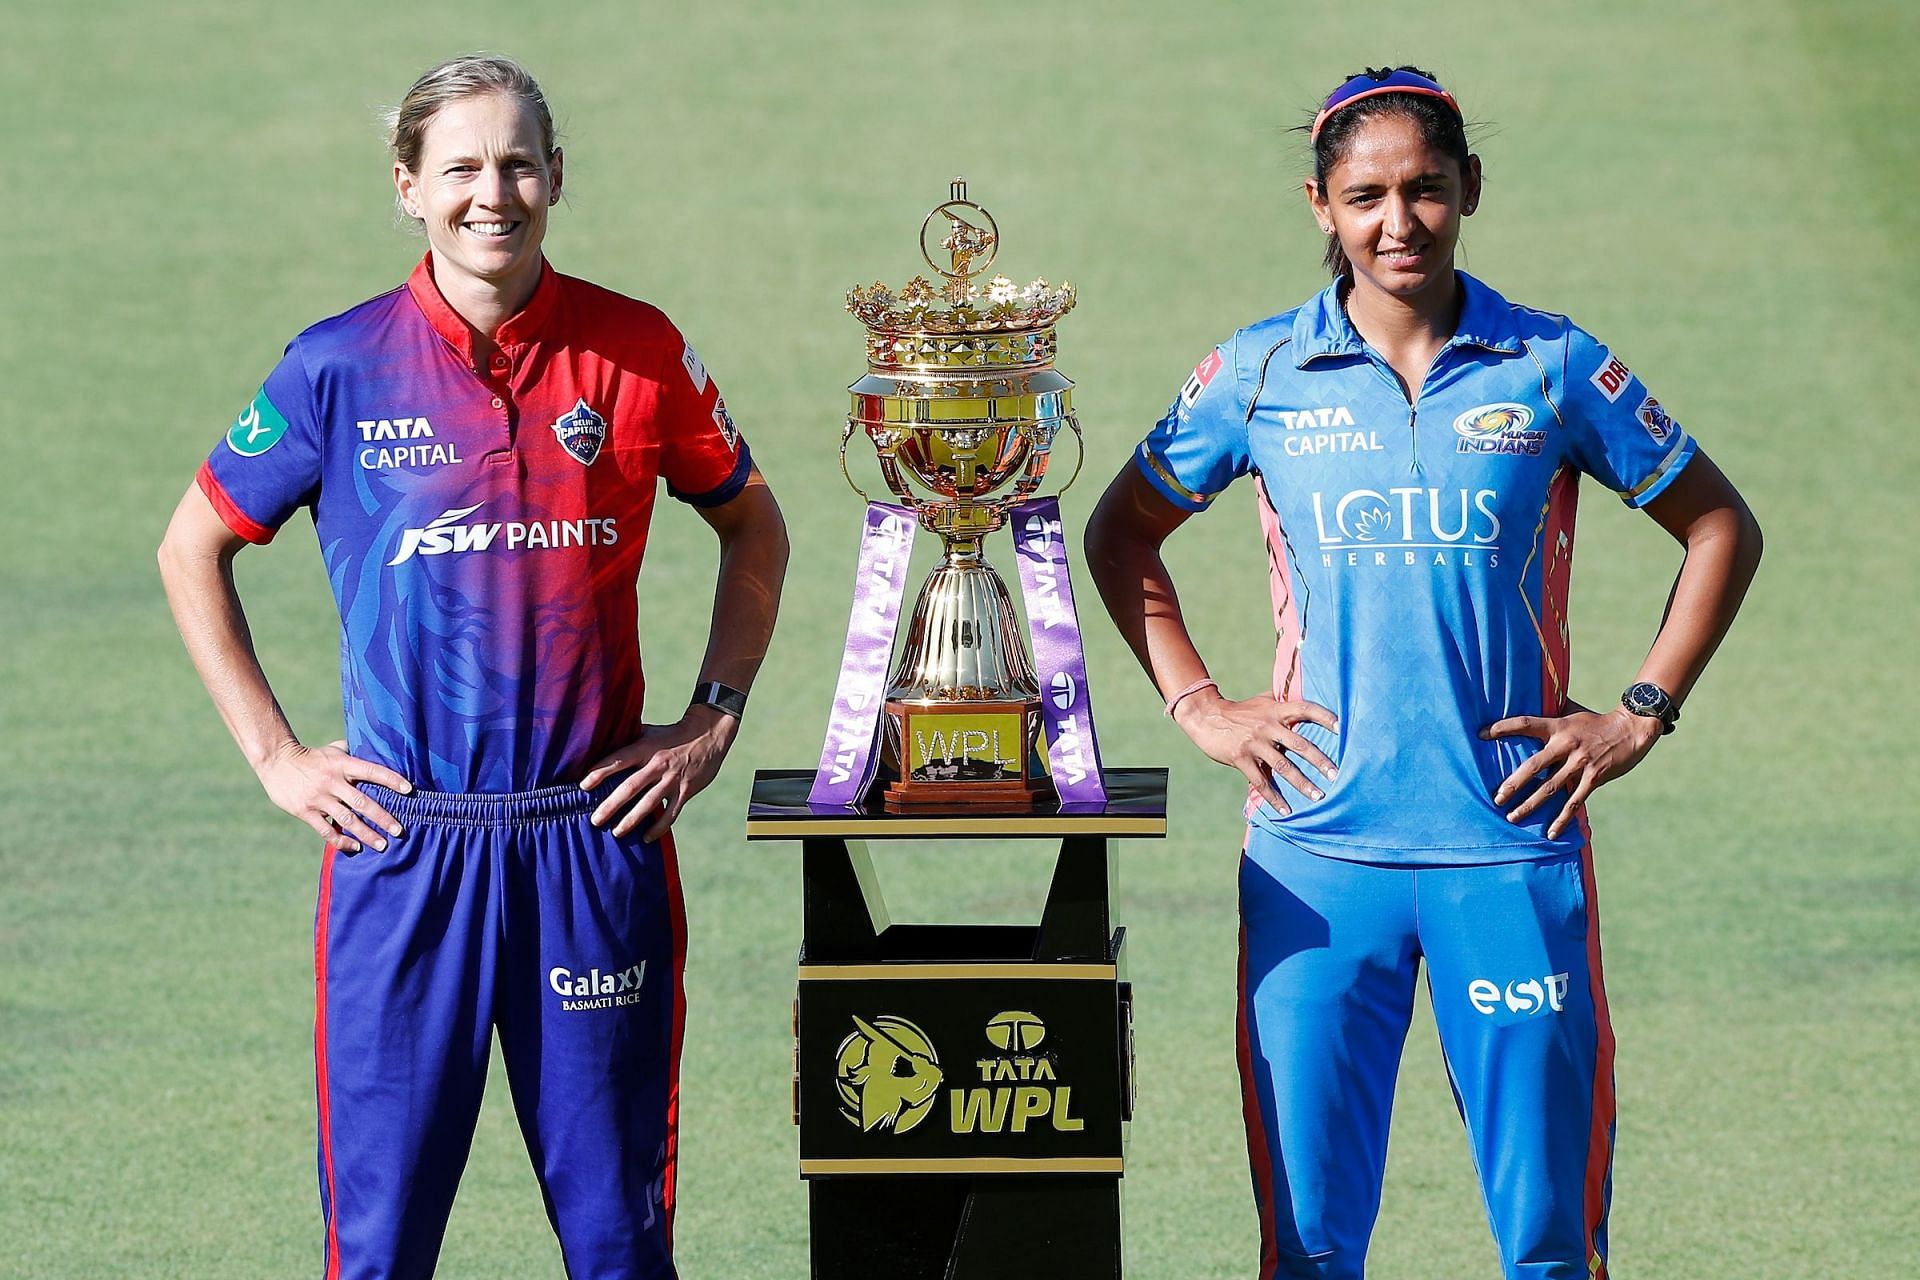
[{"left": 1137, "top": 272, "right": 1695, "bottom": 864}]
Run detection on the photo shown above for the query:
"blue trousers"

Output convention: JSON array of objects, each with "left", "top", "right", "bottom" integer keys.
[
  {"left": 1237, "top": 826, "right": 1615, "bottom": 1279},
  {"left": 313, "top": 781, "right": 684, "bottom": 1280}
]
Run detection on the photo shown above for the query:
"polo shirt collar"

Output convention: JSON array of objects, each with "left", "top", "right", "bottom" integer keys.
[
  {"left": 1291, "top": 270, "right": 1520, "bottom": 367},
  {"left": 405, "top": 252, "right": 560, "bottom": 363}
]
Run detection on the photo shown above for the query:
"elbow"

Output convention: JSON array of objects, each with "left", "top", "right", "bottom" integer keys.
[
  {"left": 156, "top": 519, "right": 188, "bottom": 586},
  {"left": 1736, "top": 503, "right": 1764, "bottom": 582}
]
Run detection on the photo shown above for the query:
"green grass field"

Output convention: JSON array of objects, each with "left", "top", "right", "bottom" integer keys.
[{"left": 4, "top": 1, "right": 1916, "bottom": 1275}]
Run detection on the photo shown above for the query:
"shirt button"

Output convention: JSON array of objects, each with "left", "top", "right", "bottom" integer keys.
[
  {"left": 491, "top": 397, "right": 504, "bottom": 409},
  {"left": 491, "top": 355, "right": 509, "bottom": 370}
]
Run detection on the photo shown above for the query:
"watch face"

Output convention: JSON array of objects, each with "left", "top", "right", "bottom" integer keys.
[{"left": 1624, "top": 682, "right": 1672, "bottom": 720}]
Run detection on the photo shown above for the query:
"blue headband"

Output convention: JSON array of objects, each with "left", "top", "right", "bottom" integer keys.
[{"left": 1312, "top": 69, "right": 1462, "bottom": 141}]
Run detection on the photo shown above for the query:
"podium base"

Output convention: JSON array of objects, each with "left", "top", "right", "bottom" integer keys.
[{"left": 810, "top": 1176, "right": 1120, "bottom": 1280}]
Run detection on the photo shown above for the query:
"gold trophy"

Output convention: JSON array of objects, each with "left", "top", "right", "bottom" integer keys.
[{"left": 842, "top": 180, "right": 1082, "bottom": 811}]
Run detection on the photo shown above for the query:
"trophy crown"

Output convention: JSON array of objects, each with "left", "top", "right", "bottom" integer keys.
[{"left": 847, "top": 180, "right": 1076, "bottom": 368}]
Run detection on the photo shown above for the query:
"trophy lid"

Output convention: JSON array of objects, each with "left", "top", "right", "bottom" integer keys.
[{"left": 848, "top": 180, "right": 1076, "bottom": 376}]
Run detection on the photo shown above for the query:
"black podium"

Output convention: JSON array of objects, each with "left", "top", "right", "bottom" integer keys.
[{"left": 746, "top": 767, "right": 1168, "bottom": 1278}]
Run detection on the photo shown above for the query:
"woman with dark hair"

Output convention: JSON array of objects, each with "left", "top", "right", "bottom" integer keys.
[
  {"left": 158, "top": 53, "right": 788, "bottom": 1279},
  {"left": 1085, "top": 67, "right": 1760, "bottom": 1279}
]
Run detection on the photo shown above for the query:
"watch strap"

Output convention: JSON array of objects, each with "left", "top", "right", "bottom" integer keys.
[{"left": 692, "top": 680, "right": 748, "bottom": 720}]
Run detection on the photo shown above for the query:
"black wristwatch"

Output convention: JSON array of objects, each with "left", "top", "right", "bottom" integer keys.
[
  {"left": 1620, "top": 681, "right": 1679, "bottom": 735},
  {"left": 691, "top": 680, "right": 749, "bottom": 720}
]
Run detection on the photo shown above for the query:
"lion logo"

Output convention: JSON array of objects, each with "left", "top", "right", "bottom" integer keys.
[{"left": 834, "top": 1014, "right": 944, "bottom": 1134}]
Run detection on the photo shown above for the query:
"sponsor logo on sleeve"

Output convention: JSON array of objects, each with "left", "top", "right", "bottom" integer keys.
[
  {"left": 1634, "top": 394, "right": 1677, "bottom": 444},
  {"left": 1179, "top": 349, "right": 1224, "bottom": 411},
  {"left": 226, "top": 389, "right": 290, "bottom": 457},
  {"left": 681, "top": 341, "right": 709, "bottom": 394},
  {"left": 1588, "top": 351, "right": 1633, "bottom": 403},
  {"left": 550, "top": 398, "right": 608, "bottom": 466},
  {"left": 712, "top": 397, "right": 739, "bottom": 450},
  {"left": 1452, "top": 402, "right": 1545, "bottom": 455}
]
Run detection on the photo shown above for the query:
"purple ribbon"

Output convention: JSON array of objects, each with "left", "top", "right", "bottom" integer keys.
[
  {"left": 809, "top": 502, "right": 918, "bottom": 807},
  {"left": 1011, "top": 496, "right": 1108, "bottom": 808}
]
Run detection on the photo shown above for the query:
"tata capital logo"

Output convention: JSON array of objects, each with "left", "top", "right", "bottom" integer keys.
[
  {"left": 357, "top": 415, "right": 461, "bottom": 471},
  {"left": 1467, "top": 972, "right": 1571, "bottom": 1017},
  {"left": 387, "top": 502, "right": 619, "bottom": 566},
  {"left": 1452, "top": 403, "right": 1545, "bottom": 456},
  {"left": 549, "top": 960, "right": 646, "bottom": 1012}
]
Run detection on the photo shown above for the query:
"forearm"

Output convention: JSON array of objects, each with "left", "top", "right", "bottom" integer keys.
[
  {"left": 1637, "top": 484, "right": 1764, "bottom": 706},
  {"left": 694, "top": 483, "right": 789, "bottom": 693},
  {"left": 1084, "top": 468, "right": 1208, "bottom": 701},
  {"left": 157, "top": 499, "right": 299, "bottom": 770},
  {"left": 1086, "top": 529, "right": 1209, "bottom": 701}
]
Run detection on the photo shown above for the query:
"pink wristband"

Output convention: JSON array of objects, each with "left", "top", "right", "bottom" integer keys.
[{"left": 1164, "top": 677, "right": 1219, "bottom": 717}]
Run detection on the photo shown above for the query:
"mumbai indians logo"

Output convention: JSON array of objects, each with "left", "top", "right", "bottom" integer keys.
[
  {"left": 1452, "top": 403, "right": 1544, "bottom": 456},
  {"left": 550, "top": 398, "right": 608, "bottom": 466},
  {"left": 835, "top": 1015, "right": 943, "bottom": 1134}
]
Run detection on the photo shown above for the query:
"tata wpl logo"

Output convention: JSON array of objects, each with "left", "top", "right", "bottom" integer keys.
[{"left": 950, "top": 1010, "right": 1085, "bottom": 1135}]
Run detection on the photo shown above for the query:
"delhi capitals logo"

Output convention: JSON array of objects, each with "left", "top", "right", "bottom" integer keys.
[{"left": 550, "top": 398, "right": 608, "bottom": 466}]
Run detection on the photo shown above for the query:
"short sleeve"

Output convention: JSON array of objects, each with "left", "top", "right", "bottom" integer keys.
[
  {"left": 1559, "top": 326, "right": 1696, "bottom": 508},
  {"left": 1131, "top": 336, "right": 1252, "bottom": 511},
  {"left": 659, "top": 329, "right": 752, "bottom": 508},
  {"left": 196, "top": 344, "right": 323, "bottom": 543}
]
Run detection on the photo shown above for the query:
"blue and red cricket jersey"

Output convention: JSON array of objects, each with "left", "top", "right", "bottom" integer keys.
[
  {"left": 1137, "top": 270, "right": 1694, "bottom": 864},
  {"left": 201, "top": 255, "right": 750, "bottom": 1279},
  {"left": 200, "top": 254, "right": 752, "bottom": 793}
]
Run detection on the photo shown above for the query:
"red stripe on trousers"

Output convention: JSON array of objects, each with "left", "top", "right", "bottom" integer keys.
[
  {"left": 314, "top": 845, "right": 341, "bottom": 1280},
  {"left": 1236, "top": 842, "right": 1280, "bottom": 1279},
  {"left": 660, "top": 834, "right": 689, "bottom": 1249},
  {"left": 1579, "top": 821, "right": 1616, "bottom": 1278}
]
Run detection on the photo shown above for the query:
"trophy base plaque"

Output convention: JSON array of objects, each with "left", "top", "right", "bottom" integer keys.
[{"left": 881, "top": 697, "right": 1052, "bottom": 812}]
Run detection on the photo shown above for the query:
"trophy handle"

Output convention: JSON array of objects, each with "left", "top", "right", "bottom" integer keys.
[
  {"left": 1056, "top": 412, "right": 1086, "bottom": 497},
  {"left": 839, "top": 419, "right": 872, "bottom": 501}
]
